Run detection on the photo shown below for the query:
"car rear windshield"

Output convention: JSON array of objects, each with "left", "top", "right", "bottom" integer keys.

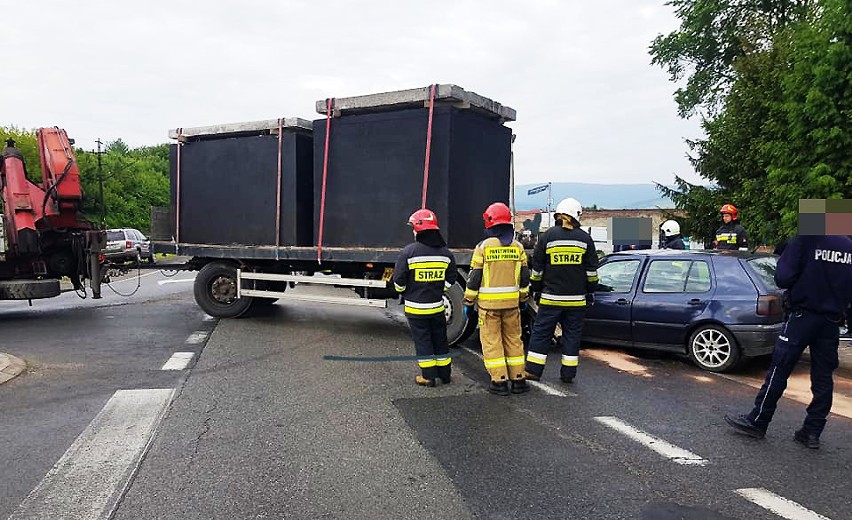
[
  {"left": 107, "top": 231, "right": 124, "bottom": 241},
  {"left": 746, "top": 257, "right": 779, "bottom": 290}
]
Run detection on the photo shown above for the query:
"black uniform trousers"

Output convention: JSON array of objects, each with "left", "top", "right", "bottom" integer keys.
[
  {"left": 407, "top": 315, "right": 451, "bottom": 382},
  {"left": 526, "top": 306, "right": 585, "bottom": 380},
  {"left": 747, "top": 309, "right": 841, "bottom": 436}
]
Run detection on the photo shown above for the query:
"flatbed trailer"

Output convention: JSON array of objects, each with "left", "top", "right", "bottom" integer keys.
[{"left": 154, "top": 84, "right": 515, "bottom": 345}]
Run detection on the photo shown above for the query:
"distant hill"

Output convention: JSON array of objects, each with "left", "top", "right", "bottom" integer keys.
[{"left": 515, "top": 182, "right": 674, "bottom": 210}]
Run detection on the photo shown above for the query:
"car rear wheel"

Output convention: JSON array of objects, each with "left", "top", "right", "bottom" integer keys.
[{"left": 688, "top": 324, "right": 741, "bottom": 372}]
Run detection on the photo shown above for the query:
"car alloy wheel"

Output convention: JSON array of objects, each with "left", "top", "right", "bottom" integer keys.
[{"left": 688, "top": 325, "right": 740, "bottom": 372}]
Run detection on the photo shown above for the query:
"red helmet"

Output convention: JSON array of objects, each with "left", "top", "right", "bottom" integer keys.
[
  {"left": 720, "top": 204, "right": 738, "bottom": 219},
  {"left": 482, "top": 202, "right": 513, "bottom": 228},
  {"left": 407, "top": 208, "right": 439, "bottom": 232}
]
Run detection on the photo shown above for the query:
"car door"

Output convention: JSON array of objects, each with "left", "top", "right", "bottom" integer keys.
[
  {"left": 584, "top": 257, "right": 644, "bottom": 346},
  {"left": 631, "top": 258, "right": 714, "bottom": 348}
]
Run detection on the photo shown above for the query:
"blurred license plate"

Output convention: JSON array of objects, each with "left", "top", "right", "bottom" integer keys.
[{"left": 382, "top": 268, "right": 393, "bottom": 282}]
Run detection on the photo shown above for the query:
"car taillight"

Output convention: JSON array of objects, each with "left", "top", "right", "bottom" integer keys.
[
  {"left": 126, "top": 240, "right": 132, "bottom": 249},
  {"left": 757, "top": 295, "right": 782, "bottom": 316}
]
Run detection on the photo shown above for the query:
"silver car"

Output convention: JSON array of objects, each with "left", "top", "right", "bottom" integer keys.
[{"left": 104, "top": 228, "right": 155, "bottom": 263}]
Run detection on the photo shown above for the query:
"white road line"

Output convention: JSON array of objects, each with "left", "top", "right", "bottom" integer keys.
[
  {"left": 157, "top": 278, "right": 195, "bottom": 286},
  {"left": 9, "top": 389, "right": 175, "bottom": 520},
  {"left": 594, "top": 416, "right": 708, "bottom": 466},
  {"left": 185, "top": 331, "right": 209, "bottom": 345},
  {"left": 161, "top": 352, "right": 195, "bottom": 371},
  {"left": 109, "top": 270, "right": 162, "bottom": 283},
  {"left": 736, "top": 488, "right": 831, "bottom": 520},
  {"left": 461, "top": 347, "right": 572, "bottom": 397},
  {"left": 202, "top": 315, "right": 216, "bottom": 322}
]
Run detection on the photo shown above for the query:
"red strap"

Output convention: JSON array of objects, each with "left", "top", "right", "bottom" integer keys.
[
  {"left": 275, "top": 118, "right": 283, "bottom": 250},
  {"left": 175, "top": 128, "right": 182, "bottom": 244},
  {"left": 421, "top": 84, "right": 436, "bottom": 209},
  {"left": 317, "top": 98, "right": 334, "bottom": 263}
]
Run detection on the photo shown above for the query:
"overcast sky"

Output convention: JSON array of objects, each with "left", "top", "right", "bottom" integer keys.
[{"left": 3, "top": 0, "right": 704, "bottom": 186}]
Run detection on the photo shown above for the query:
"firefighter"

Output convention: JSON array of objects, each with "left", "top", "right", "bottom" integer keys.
[
  {"left": 393, "top": 209, "right": 458, "bottom": 387},
  {"left": 715, "top": 204, "right": 749, "bottom": 251},
  {"left": 661, "top": 219, "right": 685, "bottom": 250},
  {"left": 463, "top": 202, "right": 531, "bottom": 396},
  {"left": 525, "top": 197, "right": 598, "bottom": 384},
  {"left": 725, "top": 233, "right": 852, "bottom": 449}
]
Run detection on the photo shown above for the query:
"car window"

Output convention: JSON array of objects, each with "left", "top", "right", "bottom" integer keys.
[
  {"left": 685, "top": 261, "right": 711, "bottom": 293},
  {"left": 643, "top": 260, "right": 691, "bottom": 293},
  {"left": 107, "top": 231, "right": 124, "bottom": 241},
  {"left": 746, "top": 256, "right": 779, "bottom": 290},
  {"left": 596, "top": 259, "right": 640, "bottom": 293}
]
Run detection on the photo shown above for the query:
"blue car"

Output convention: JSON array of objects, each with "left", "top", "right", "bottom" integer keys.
[{"left": 584, "top": 249, "right": 784, "bottom": 372}]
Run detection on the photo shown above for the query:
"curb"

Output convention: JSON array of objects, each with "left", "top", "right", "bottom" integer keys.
[{"left": 0, "top": 353, "right": 27, "bottom": 385}]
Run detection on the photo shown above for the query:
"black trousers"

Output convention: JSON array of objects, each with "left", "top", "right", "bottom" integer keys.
[
  {"left": 747, "top": 309, "right": 840, "bottom": 436},
  {"left": 407, "top": 315, "right": 451, "bottom": 381}
]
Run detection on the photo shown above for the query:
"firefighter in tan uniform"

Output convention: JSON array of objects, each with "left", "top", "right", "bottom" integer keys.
[{"left": 463, "top": 202, "right": 531, "bottom": 396}]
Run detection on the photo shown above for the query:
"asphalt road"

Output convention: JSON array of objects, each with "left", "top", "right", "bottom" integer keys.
[{"left": 2, "top": 280, "right": 851, "bottom": 519}]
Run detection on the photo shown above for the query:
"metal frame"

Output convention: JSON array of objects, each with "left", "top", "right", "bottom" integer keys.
[{"left": 237, "top": 269, "right": 388, "bottom": 308}]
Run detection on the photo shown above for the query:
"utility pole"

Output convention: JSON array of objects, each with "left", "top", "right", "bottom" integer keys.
[{"left": 94, "top": 139, "right": 106, "bottom": 227}]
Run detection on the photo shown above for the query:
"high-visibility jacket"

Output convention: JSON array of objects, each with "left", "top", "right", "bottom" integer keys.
[
  {"left": 715, "top": 221, "right": 748, "bottom": 250},
  {"left": 464, "top": 237, "right": 530, "bottom": 310},
  {"left": 393, "top": 241, "right": 458, "bottom": 317},
  {"left": 530, "top": 225, "right": 598, "bottom": 307}
]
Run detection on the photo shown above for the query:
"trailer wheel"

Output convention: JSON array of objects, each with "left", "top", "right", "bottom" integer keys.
[
  {"left": 444, "top": 281, "right": 471, "bottom": 346},
  {"left": 0, "top": 279, "right": 61, "bottom": 300},
  {"left": 193, "top": 262, "right": 253, "bottom": 318}
]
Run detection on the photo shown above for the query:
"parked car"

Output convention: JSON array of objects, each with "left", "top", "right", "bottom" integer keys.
[
  {"left": 581, "top": 249, "right": 784, "bottom": 372},
  {"left": 104, "top": 228, "right": 155, "bottom": 263}
]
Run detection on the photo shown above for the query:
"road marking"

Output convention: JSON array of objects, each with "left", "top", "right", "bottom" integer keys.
[
  {"left": 109, "top": 270, "right": 162, "bottom": 283},
  {"left": 185, "top": 331, "right": 209, "bottom": 344},
  {"left": 461, "top": 347, "right": 573, "bottom": 397},
  {"left": 594, "top": 416, "right": 708, "bottom": 466},
  {"left": 161, "top": 352, "right": 195, "bottom": 370},
  {"left": 9, "top": 389, "right": 174, "bottom": 520},
  {"left": 157, "top": 278, "right": 195, "bottom": 286},
  {"left": 202, "top": 315, "right": 216, "bottom": 322},
  {"left": 736, "top": 488, "right": 830, "bottom": 520}
]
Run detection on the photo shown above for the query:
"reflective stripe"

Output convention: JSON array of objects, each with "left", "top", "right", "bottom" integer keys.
[
  {"left": 540, "top": 293, "right": 585, "bottom": 302},
  {"left": 526, "top": 351, "right": 548, "bottom": 365},
  {"left": 561, "top": 355, "right": 579, "bottom": 367},
  {"left": 409, "top": 262, "right": 449, "bottom": 269},
  {"left": 586, "top": 270, "right": 597, "bottom": 278},
  {"left": 484, "top": 357, "right": 507, "bottom": 368},
  {"left": 394, "top": 283, "right": 406, "bottom": 292},
  {"left": 540, "top": 298, "right": 586, "bottom": 307},
  {"left": 479, "top": 291, "right": 520, "bottom": 301},
  {"left": 405, "top": 300, "right": 444, "bottom": 309},
  {"left": 407, "top": 255, "right": 452, "bottom": 265},
  {"left": 506, "top": 355, "right": 525, "bottom": 366},
  {"left": 405, "top": 306, "right": 446, "bottom": 315},
  {"left": 435, "top": 357, "right": 452, "bottom": 367},
  {"left": 546, "top": 245, "right": 586, "bottom": 255},
  {"left": 444, "top": 281, "right": 452, "bottom": 290},
  {"left": 530, "top": 269, "right": 543, "bottom": 282},
  {"left": 418, "top": 359, "right": 438, "bottom": 368},
  {"left": 480, "top": 286, "right": 519, "bottom": 293},
  {"left": 587, "top": 275, "right": 599, "bottom": 282},
  {"left": 546, "top": 240, "right": 587, "bottom": 249}
]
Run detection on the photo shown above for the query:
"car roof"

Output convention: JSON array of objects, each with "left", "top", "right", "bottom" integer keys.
[{"left": 605, "top": 249, "right": 776, "bottom": 260}]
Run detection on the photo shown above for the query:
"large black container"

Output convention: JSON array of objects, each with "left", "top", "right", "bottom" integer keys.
[
  {"left": 312, "top": 85, "right": 515, "bottom": 249},
  {"left": 168, "top": 119, "right": 313, "bottom": 247}
]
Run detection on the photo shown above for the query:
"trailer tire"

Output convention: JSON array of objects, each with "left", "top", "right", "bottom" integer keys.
[
  {"left": 445, "top": 281, "right": 471, "bottom": 346},
  {"left": 193, "top": 261, "right": 253, "bottom": 318},
  {"left": 0, "top": 279, "right": 61, "bottom": 300}
]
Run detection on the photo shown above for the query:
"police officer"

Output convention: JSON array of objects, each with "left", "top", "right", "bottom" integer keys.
[
  {"left": 463, "top": 202, "right": 531, "bottom": 396},
  {"left": 715, "top": 204, "right": 749, "bottom": 251},
  {"left": 661, "top": 220, "right": 686, "bottom": 250},
  {"left": 393, "top": 209, "right": 458, "bottom": 387},
  {"left": 725, "top": 233, "right": 852, "bottom": 448},
  {"left": 525, "top": 198, "right": 598, "bottom": 384}
]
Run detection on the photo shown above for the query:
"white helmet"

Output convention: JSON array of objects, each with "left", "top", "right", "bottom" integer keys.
[
  {"left": 554, "top": 197, "right": 582, "bottom": 222},
  {"left": 661, "top": 219, "right": 680, "bottom": 236}
]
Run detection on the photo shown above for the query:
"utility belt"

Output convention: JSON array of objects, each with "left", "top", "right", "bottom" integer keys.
[{"left": 790, "top": 306, "right": 843, "bottom": 324}]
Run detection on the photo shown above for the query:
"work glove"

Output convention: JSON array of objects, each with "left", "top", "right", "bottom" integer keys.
[{"left": 586, "top": 293, "right": 595, "bottom": 306}]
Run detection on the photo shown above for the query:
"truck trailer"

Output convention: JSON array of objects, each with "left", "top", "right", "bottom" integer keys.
[{"left": 153, "top": 85, "right": 517, "bottom": 345}]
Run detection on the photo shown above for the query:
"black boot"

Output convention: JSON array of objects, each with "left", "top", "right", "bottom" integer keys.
[
  {"left": 488, "top": 381, "right": 510, "bottom": 396},
  {"left": 794, "top": 429, "right": 820, "bottom": 449},
  {"left": 511, "top": 379, "right": 530, "bottom": 394},
  {"left": 724, "top": 413, "right": 766, "bottom": 439}
]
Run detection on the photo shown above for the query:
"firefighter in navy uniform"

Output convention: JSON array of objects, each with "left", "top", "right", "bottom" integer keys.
[
  {"left": 525, "top": 198, "right": 598, "bottom": 383},
  {"left": 463, "top": 202, "right": 531, "bottom": 396},
  {"left": 661, "top": 219, "right": 686, "bottom": 250},
  {"left": 393, "top": 209, "right": 458, "bottom": 387},
  {"left": 715, "top": 204, "right": 749, "bottom": 250},
  {"left": 725, "top": 233, "right": 852, "bottom": 449}
]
